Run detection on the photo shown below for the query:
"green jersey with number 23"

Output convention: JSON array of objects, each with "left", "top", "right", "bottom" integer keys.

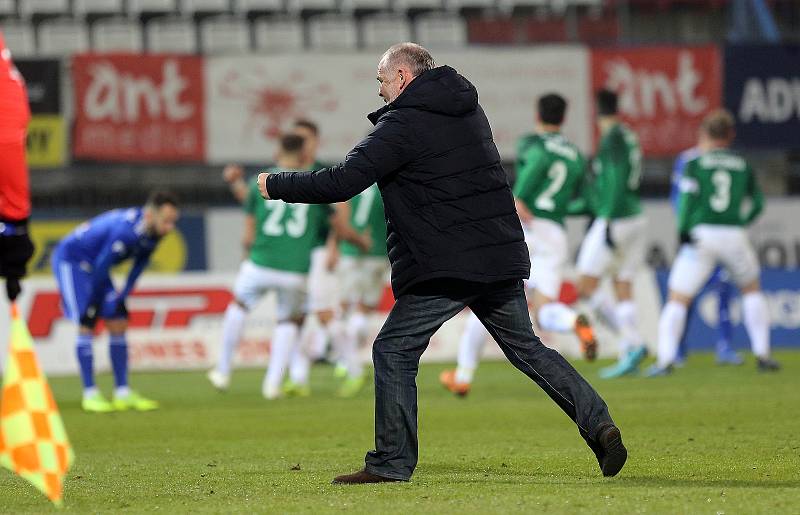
[{"left": 245, "top": 171, "right": 331, "bottom": 273}]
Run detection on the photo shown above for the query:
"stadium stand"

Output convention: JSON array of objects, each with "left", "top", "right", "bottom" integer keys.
[
  {"left": 181, "top": 0, "right": 232, "bottom": 19},
  {"left": 361, "top": 13, "right": 412, "bottom": 48},
  {"left": 233, "top": 0, "right": 286, "bottom": 18},
  {"left": 0, "top": 21, "right": 36, "bottom": 56},
  {"left": 91, "top": 17, "right": 144, "bottom": 51},
  {"left": 253, "top": 16, "right": 304, "bottom": 51},
  {"left": 340, "top": 0, "right": 391, "bottom": 17},
  {"left": 414, "top": 13, "right": 467, "bottom": 47},
  {"left": 73, "top": 0, "right": 124, "bottom": 20},
  {"left": 127, "top": 0, "right": 178, "bottom": 20},
  {"left": 37, "top": 18, "right": 90, "bottom": 55},
  {"left": 19, "top": 0, "right": 70, "bottom": 20},
  {"left": 199, "top": 14, "right": 251, "bottom": 53},
  {"left": 0, "top": 0, "right": 17, "bottom": 17},
  {"left": 145, "top": 16, "right": 198, "bottom": 52},
  {"left": 308, "top": 14, "right": 359, "bottom": 49},
  {"left": 393, "top": 0, "right": 443, "bottom": 16},
  {"left": 286, "top": 0, "right": 339, "bottom": 18}
]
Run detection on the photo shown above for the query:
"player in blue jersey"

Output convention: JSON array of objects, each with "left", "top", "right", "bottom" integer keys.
[
  {"left": 52, "top": 191, "right": 180, "bottom": 413},
  {"left": 671, "top": 139, "right": 742, "bottom": 366}
]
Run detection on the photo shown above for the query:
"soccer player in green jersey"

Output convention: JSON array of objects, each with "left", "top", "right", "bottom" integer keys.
[
  {"left": 575, "top": 89, "right": 649, "bottom": 379},
  {"left": 648, "top": 109, "right": 779, "bottom": 375},
  {"left": 440, "top": 94, "right": 598, "bottom": 396},
  {"left": 209, "top": 134, "right": 334, "bottom": 399},
  {"left": 333, "top": 183, "right": 390, "bottom": 397}
]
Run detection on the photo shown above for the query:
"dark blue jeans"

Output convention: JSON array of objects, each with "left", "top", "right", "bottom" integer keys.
[{"left": 364, "top": 278, "right": 614, "bottom": 480}]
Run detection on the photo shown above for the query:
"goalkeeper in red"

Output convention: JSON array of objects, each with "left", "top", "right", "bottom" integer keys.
[{"left": 647, "top": 109, "right": 779, "bottom": 375}]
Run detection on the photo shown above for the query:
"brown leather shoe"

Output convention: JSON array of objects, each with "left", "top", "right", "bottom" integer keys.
[
  {"left": 594, "top": 423, "right": 627, "bottom": 477},
  {"left": 331, "top": 469, "right": 404, "bottom": 484}
]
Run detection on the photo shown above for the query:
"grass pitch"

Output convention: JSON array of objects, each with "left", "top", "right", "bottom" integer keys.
[{"left": 2, "top": 352, "right": 798, "bottom": 513}]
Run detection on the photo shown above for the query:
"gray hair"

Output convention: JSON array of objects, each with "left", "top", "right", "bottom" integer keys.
[{"left": 380, "top": 43, "right": 435, "bottom": 77}]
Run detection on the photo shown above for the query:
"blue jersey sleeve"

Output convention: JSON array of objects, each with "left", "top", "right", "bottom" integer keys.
[
  {"left": 120, "top": 250, "right": 154, "bottom": 299},
  {"left": 671, "top": 147, "right": 700, "bottom": 212},
  {"left": 87, "top": 226, "right": 138, "bottom": 311}
]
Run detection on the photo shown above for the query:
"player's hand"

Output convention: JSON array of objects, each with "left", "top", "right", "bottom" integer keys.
[
  {"left": 223, "top": 164, "right": 244, "bottom": 184},
  {"left": 357, "top": 227, "right": 373, "bottom": 254},
  {"left": 80, "top": 306, "right": 98, "bottom": 329},
  {"left": 326, "top": 245, "right": 340, "bottom": 271},
  {"left": 5, "top": 277, "right": 21, "bottom": 301},
  {"left": 257, "top": 172, "right": 271, "bottom": 199},
  {"left": 514, "top": 199, "right": 534, "bottom": 225}
]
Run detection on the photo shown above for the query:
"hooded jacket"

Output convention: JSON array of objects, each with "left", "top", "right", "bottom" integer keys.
[{"left": 266, "top": 65, "right": 530, "bottom": 296}]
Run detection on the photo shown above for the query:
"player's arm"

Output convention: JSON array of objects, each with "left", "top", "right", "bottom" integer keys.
[
  {"left": 264, "top": 115, "right": 418, "bottom": 204},
  {"left": 86, "top": 232, "right": 129, "bottom": 318},
  {"left": 512, "top": 143, "right": 547, "bottom": 223},
  {"left": 670, "top": 150, "right": 689, "bottom": 211},
  {"left": 594, "top": 139, "right": 626, "bottom": 219},
  {"left": 223, "top": 164, "right": 248, "bottom": 205},
  {"left": 243, "top": 214, "right": 255, "bottom": 256},
  {"left": 330, "top": 203, "right": 371, "bottom": 253},
  {"left": 324, "top": 231, "right": 340, "bottom": 271},
  {"left": 743, "top": 165, "right": 764, "bottom": 225},
  {"left": 121, "top": 256, "right": 148, "bottom": 298},
  {"left": 241, "top": 181, "right": 258, "bottom": 256},
  {"left": 567, "top": 155, "right": 592, "bottom": 216},
  {"left": 676, "top": 163, "right": 699, "bottom": 238}
]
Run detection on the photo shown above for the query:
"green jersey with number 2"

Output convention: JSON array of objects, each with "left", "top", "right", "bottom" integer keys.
[
  {"left": 245, "top": 172, "right": 331, "bottom": 273},
  {"left": 593, "top": 123, "right": 642, "bottom": 219},
  {"left": 340, "top": 183, "right": 388, "bottom": 257},
  {"left": 677, "top": 148, "right": 764, "bottom": 233},
  {"left": 513, "top": 132, "right": 587, "bottom": 226}
]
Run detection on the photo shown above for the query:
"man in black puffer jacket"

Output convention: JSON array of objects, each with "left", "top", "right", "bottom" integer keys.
[{"left": 259, "top": 43, "right": 626, "bottom": 484}]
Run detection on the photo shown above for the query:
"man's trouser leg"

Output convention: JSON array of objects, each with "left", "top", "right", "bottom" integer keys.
[
  {"left": 364, "top": 280, "right": 472, "bottom": 480},
  {"left": 470, "top": 280, "right": 614, "bottom": 446}
]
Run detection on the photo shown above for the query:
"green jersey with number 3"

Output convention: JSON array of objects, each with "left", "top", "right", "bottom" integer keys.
[
  {"left": 677, "top": 148, "right": 764, "bottom": 233},
  {"left": 513, "top": 132, "right": 586, "bottom": 226},
  {"left": 340, "top": 183, "right": 388, "bottom": 257},
  {"left": 245, "top": 172, "right": 331, "bottom": 273},
  {"left": 593, "top": 123, "right": 642, "bottom": 219}
]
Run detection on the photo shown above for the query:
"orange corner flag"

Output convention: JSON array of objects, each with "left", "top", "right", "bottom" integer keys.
[{"left": 0, "top": 302, "right": 74, "bottom": 506}]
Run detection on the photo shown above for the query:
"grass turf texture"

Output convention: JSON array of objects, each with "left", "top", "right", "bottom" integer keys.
[{"left": 2, "top": 352, "right": 798, "bottom": 513}]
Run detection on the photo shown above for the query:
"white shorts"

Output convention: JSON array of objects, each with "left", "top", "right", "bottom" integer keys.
[
  {"left": 339, "top": 255, "right": 390, "bottom": 308},
  {"left": 576, "top": 215, "right": 647, "bottom": 281},
  {"left": 307, "top": 246, "right": 340, "bottom": 312},
  {"left": 233, "top": 260, "right": 307, "bottom": 320},
  {"left": 668, "top": 225, "right": 760, "bottom": 297},
  {"left": 523, "top": 218, "right": 567, "bottom": 299}
]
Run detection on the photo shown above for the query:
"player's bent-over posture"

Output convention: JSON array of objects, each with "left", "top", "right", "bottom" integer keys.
[
  {"left": 258, "top": 43, "right": 627, "bottom": 484},
  {"left": 52, "top": 191, "right": 179, "bottom": 412},
  {"left": 647, "top": 110, "right": 780, "bottom": 376},
  {"left": 440, "top": 93, "right": 598, "bottom": 397}
]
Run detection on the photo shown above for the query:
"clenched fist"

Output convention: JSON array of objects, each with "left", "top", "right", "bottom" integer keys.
[{"left": 257, "top": 172, "right": 271, "bottom": 199}]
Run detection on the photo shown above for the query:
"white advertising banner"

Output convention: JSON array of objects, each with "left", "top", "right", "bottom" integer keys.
[
  {"left": 203, "top": 47, "right": 591, "bottom": 164},
  {"left": 0, "top": 269, "right": 660, "bottom": 377}
]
